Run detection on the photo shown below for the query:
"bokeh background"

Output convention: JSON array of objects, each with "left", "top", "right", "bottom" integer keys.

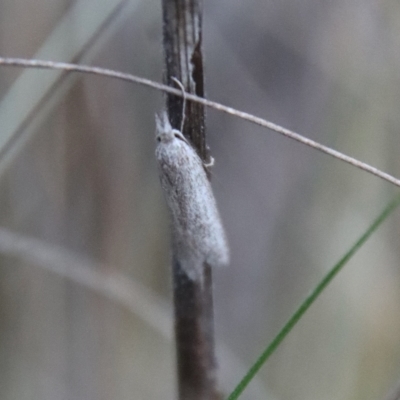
[{"left": 0, "top": 0, "right": 400, "bottom": 399}]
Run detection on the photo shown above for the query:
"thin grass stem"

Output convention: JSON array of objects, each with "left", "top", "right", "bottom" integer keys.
[
  {"left": 226, "top": 193, "right": 400, "bottom": 400},
  {"left": 0, "top": 57, "right": 399, "bottom": 189}
]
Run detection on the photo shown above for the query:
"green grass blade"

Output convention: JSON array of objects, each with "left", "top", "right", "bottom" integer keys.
[{"left": 227, "top": 193, "right": 400, "bottom": 400}]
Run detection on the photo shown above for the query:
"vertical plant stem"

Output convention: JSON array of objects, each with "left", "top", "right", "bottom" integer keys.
[{"left": 161, "top": 1, "right": 220, "bottom": 400}]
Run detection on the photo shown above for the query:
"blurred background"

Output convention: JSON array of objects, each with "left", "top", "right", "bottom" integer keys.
[{"left": 0, "top": 0, "right": 400, "bottom": 399}]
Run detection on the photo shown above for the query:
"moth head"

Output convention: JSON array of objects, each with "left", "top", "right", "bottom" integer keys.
[{"left": 156, "top": 112, "right": 188, "bottom": 144}]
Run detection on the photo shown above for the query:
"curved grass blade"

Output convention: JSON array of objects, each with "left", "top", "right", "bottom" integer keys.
[{"left": 227, "top": 193, "right": 400, "bottom": 400}]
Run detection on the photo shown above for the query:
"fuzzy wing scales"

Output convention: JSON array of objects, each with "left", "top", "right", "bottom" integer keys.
[{"left": 155, "top": 113, "right": 229, "bottom": 280}]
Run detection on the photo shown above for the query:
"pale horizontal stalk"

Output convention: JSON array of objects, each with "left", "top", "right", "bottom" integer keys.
[{"left": 0, "top": 57, "right": 398, "bottom": 189}]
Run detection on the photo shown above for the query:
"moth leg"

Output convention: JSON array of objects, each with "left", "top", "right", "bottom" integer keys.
[{"left": 204, "top": 156, "right": 214, "bottom": 169}]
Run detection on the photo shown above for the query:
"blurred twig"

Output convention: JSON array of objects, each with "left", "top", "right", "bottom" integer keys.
[
  {"left": 0, "top": 227, "right": 171, "bottom": 337},
  {"left": 0, "top": 0, "right": 137, "bottom": 170},
  {"left": 0, "top": 57, "right": 399, "bottom": 189},
  {"left": 0, "top": 227, "right": 272, "bottom": 399}
]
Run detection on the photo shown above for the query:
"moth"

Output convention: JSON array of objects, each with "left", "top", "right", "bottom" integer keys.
[{"left": 155, "top": 111, "right": 229, "bottom": 281}]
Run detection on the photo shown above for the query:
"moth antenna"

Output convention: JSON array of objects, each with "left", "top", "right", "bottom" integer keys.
[{"left": 171, "top": 77, "right": 186, "bottom": 133}]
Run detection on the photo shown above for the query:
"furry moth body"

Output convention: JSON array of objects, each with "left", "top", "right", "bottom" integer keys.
[{"left": 155, "top": 112, "right": 229, "bottom": 280}]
